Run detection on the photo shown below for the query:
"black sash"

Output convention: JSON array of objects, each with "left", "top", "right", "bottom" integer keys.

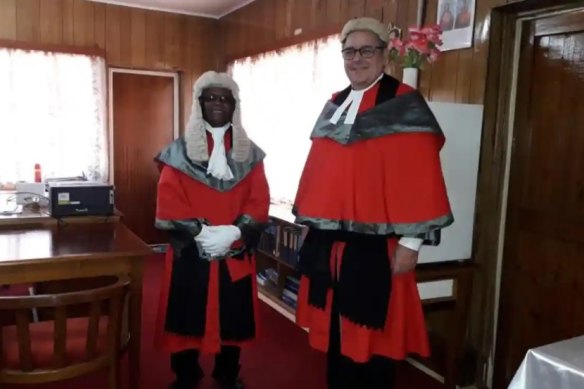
[{"left": 298, "top": 229, "right": 392, "bottom": 330}]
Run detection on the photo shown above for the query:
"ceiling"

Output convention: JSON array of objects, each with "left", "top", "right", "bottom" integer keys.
[{"left": 88, "top": 0, "right": 256, "bottom": 19}]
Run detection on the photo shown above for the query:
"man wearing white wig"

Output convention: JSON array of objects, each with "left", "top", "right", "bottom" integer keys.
[
  {"left": 154, "top": 71, "right": 270, "bottom": 389},
  {"left": 293, "top": 17, "right": 453, "bottom": 388}
]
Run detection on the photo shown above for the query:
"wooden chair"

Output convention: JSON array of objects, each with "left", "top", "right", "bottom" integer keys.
[{"left": 0, "top": 275, "right": 130, "bottom": 388}]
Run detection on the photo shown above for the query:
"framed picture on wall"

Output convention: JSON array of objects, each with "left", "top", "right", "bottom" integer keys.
[{"left": 437, "top": 0, "right": 476, "bottom": 51}]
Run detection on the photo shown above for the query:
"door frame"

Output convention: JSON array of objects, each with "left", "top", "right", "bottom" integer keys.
[
  {"left": 472, "top": 1, "right": 584, "bottom": 388},
  {"left": 107, "top": 68, "right": 180, "bottom": 183}
]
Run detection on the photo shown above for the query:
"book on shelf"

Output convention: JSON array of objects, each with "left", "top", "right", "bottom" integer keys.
[
  {"left": 284, "top": 275, "right": 300, "bottom": 294},
  {"left": 257, "top": 268, "right": 278, "bottom": 286},
  {"left": 281, "top": 288, "right": 297, "bottom": 309},
  {"left": 258, "top": 219, "right": 308, "bottom": 268}
]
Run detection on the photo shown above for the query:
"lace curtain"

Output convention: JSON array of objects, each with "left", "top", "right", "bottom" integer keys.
[
  {"left": 0, "top": 48, "right": 108, "bottom": 186},
  {"left": 230, "top": 35, "right": 348, "bottom": 205}
]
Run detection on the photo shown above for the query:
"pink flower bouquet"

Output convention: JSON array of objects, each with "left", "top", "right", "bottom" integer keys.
[{"left": 387, "top": 25, "right": 443, "bottom": 68}]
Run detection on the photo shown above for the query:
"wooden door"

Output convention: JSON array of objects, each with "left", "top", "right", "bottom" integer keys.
[
  {"left": 112, "top": 72, "right": 176, "bottom": 244},
  {"left": 494, "top": 10, "right": 584, "bottom": 388}
]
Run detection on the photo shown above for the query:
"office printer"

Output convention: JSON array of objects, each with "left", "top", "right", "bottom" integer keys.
[{"left": 48, "top": 181, "right": 114, "bottom": 217}]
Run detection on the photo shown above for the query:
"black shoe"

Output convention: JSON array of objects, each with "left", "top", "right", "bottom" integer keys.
[
  {"left": 170, "top": 349, "right": 204, "bottom": 389},
  {"left": 169, "top": 367, "right": 204, "bottom": 389},
  {"left": 212, "top": 367, "right": 244, "bottom": 389},
  {"left": 168, "top": 380, "right": 199, "bottom": 389},
  {"left": 212, "top": 376, "right": 245, "bottom": 389}
]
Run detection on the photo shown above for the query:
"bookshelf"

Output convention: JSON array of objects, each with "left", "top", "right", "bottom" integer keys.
[{"left": 255, "top": 205, "right": 307, "bottom": 320}]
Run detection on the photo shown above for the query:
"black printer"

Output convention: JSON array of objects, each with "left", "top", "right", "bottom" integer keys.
[{"left": 48, "top": 182, "right": 114, "bottom": 217}]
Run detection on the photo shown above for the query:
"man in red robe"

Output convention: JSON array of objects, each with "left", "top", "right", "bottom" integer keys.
[
  {"left": 293, "top": 17, "right": 454, "bottom": 389},
  {"left": 154, "top": 71, "right": 270, "bottom": 389}
]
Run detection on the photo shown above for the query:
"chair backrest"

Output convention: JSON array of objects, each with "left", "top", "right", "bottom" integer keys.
[{"left": 0, "top": 275, "right": 130, "bottom": 384}]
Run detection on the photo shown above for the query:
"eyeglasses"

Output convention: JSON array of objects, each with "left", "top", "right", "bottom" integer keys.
[
  {"left": 199, "top": 94, "right": 234, "bottom": 104},
  {"left": 341, "top": 46, "right": 385, "bottom": 60}
]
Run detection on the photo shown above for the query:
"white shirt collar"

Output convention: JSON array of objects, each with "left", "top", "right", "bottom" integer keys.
[{"left": 329, "top": 73, "right": 384, "bottom": 125}]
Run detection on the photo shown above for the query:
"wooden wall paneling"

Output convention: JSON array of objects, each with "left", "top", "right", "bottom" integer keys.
[
  {"left": 291, "top": 0, "right": 312, "bottom": 34},
  {"left": 94, "top": 2, "right": 106, "bottom": 50},
  {"left": 185, "top": 19, "right": 202, "bottom": 126},
  {"left": 73, "top": 0, "right": 95, "bottom": 47},
  {"left": 312, "top": 0, "right": 326, "bottom": 31},
  {"left": 177, "top": 15, "right": 189, "bottom": 72},
  {"left": 220, "top": 15, "right": 233, "bottom": 57},
  {"left": 61, "top": 0, "right": 75, "bottom": 45},
  {"left": 119, "top": 6, "right": 132, "bottom": 65},
  {"left": 105, "top": 5, "right": 122, "bottom": 64},
  {"left": 274, "top": 0, "right": 288, "bottom": 40},
  {"left": 429, "top": 51, "right": 459, "bottom": 101},
  {"left": 263, "top": 0, "right": 278, "bottom": 48},
  {"left": 345, "top": 0, "right": 366, "bottom": 19},
  {"left": 326, "top": 0, "right": 344, "bottom": 25},
  {"left": 130, "top": 8, "right": 147, "bottom": 67},
  {"left": 228, "top": 6, "right": 243, "bottom": 55},
  {"left": 382, "top": 0, "right": 399, "bottom": 23},
  {"left": 234, "top": 8, "right": 246, "bottom": 54},
  {"left": 39, "top": 0, "right": 63, "bottom": 44},
  {"left": 0, "top": 0, "right": 17, "bottom": 40},
  {"left": 284, "top": 0, "right": 294, "bottom": 38},
  {"left": 16, "top": 0, "right": 40, "bottom": 42},
  {"left": 245, "top": 0, "right": 261, "bottom": 47},
  {"left": 419, "top": 0, "right": 437, "bottom": 98},
  {"left": 365, "top": 0, "right": 384, "bottom": 20},
  {"left": 407, "top": 0, "right": 420, "bottom": 24},
  {"left": 455, "top": 49, "right": 474, "bottom": 103},
  {"left": 164, "top": 13, "right": 182, "bottom": 69},
  {"left": 145, "top": 10, "right": 165, "bottom": 68}
]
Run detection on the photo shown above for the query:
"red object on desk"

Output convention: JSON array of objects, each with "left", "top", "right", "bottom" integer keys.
[{"left": 34, "top": 163, "right": 42, "bottom": 183}]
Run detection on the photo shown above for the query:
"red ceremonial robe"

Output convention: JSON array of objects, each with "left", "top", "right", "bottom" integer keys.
[
  {"left": 294, "top": 74, "right": 453, "bottom": 362},
  {"left": 154, "top": 130, "right": 269, "bottom": 355}
]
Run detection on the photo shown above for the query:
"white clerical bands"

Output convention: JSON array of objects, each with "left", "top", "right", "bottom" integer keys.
[
  {"left": 329, "top": 74, "right": 384, "bottom": 125},
  {"left": 205, "top": 121, "right": 235, "bottom": 181}
]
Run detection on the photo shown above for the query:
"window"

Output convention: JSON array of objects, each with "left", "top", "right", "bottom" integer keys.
[
  {"left": 0, "top": 48, "right": 107, "bottom": 187},
  {"left": 230, "top": 35, "right": 347, "bottom": 207}
]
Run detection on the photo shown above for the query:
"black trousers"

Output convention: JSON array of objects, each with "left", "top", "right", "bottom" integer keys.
[
  {"left": 327, "top": 278, "right": 395, "bottom": 389},
  {"left": 171, "top": 346, "right": 241, "bottom": 384}
]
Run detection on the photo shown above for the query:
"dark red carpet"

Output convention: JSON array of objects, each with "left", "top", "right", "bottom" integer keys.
[{"left": 5, "top": 256, "right": 442, "bottom": 389}]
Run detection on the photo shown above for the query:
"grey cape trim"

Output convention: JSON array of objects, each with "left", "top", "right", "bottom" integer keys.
[
  {"left": 311, "top": 91, "right": 442, "bottom": 144},
  {"left": 155, "top": 137, "right": 266, "bottom": 192},
  {"left": 154, "top": 218, "right": 206, "bottom": 237},
  {"left": 293, "top": 213, "right": 454, "bottom": 239},
  {"left": 233, "top": 214, "right": 264, "bottom": 230},
  {"left": 234, "top": 214, "right": 267, "bottom": 251}
]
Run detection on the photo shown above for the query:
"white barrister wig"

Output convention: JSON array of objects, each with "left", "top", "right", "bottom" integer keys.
[
  {"left": 184, "top": 71, "right": 251, "bottom": 163},
  {"left": 340, "top": 17, "right": 390, "bottom": 44}
]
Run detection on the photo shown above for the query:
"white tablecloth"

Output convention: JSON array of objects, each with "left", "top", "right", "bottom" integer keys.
[{"left": 508, "top": 336, "right": 584, "bottom": 389}]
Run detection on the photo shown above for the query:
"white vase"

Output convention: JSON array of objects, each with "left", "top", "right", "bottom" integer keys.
[{"left": 402, "top": 67, "right": 419, "bottom": 89}]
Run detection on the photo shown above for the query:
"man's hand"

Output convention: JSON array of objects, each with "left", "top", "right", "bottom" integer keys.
[
  {"left": 392, "top": 244, "right": 420, "bottom": 274},
  {"left": 195, "top": 225, "right": 241, "bottom": 259}
]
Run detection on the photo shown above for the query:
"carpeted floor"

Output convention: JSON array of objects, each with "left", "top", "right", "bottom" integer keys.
[{"left": 4, "top": 256, "right": 443, "bottom": 389}]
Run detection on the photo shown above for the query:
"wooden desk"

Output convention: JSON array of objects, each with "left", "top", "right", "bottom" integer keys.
[
  {"left": 0, "top": 222, "right": 152, "bottom": 389},
  {"left": 0, "top": 206, "right": 121, "bottom": 229}
]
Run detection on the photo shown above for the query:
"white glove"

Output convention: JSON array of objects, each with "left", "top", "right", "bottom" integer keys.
[
  {"left": 194, "top": 225, "right": 241, "bottom": 259},
  {"left": 194, "top": 225, "right": 213, "bottom": 257}
]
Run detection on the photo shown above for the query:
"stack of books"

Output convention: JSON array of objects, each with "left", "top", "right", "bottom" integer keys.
[{"left": 281, "top": 275, "right": 299, "bottom": 309}]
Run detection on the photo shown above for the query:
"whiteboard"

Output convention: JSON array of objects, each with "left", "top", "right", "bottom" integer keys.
[{"left": 419, "top": 102, "right": 484, "bottom": 264}]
